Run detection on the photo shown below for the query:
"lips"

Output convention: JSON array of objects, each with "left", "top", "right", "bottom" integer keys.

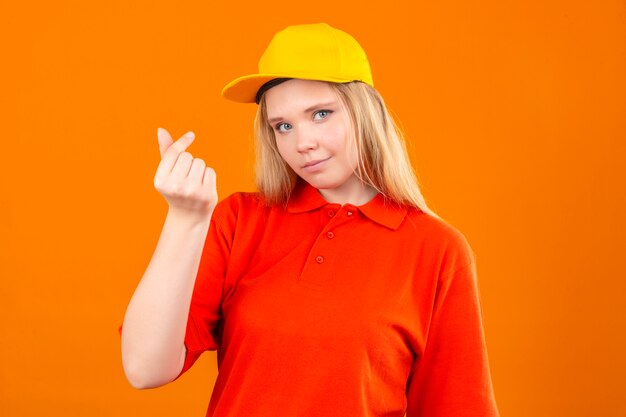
[{"left": 302, "top": 157, "right": 331, "bottom": 169}]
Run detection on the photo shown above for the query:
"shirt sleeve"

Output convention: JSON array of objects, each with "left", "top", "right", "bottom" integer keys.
[
  {"left": 405, "top": 257, "right": 499, "bottom": 417},
  {"left": 174, "top": 202, "right": 234, "bottom": 379}
]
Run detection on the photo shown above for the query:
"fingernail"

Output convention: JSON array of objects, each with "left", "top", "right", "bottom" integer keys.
[{"left": 184, "top": 131, "right": 195, "bottom": 139}]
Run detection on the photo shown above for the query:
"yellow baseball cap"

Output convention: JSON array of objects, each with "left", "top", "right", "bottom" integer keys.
[{"left": 221, "top": 23, "right": 374, "bottom": 103}]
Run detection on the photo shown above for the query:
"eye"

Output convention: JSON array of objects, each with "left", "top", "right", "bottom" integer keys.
[
  {"left": 275, "top": 122, "right": 292, "bottom": 133},
  {"left": 313, "top": 110, "right": 333, "bottom": 121}
]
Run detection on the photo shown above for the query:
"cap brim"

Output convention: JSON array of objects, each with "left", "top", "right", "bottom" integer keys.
[
  {"left": 221, "top": 74, "right": 282, "bottom": 103},
  {"left": 221, "top": 73, "right": 362, "bottom": 103}
]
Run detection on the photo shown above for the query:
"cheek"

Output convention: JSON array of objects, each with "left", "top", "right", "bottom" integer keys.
[
  {"left": 275, "top": 140, "right": 295, "bottom": 164},
  {"left": 338, "top": 130, "right": 358, "bottom": 166},
  {"left": 346, "top": 145, "right": 359, "bottom": 171},
  {"left": 332, "top": 118, "right": 356, "bottom": 156}
]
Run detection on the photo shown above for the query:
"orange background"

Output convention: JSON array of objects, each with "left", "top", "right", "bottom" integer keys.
[{"left": 1, "top": 1, "right": 625, "bottom": 416}]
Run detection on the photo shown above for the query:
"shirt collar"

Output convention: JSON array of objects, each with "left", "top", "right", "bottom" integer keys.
[{"left": 287, "top": 180, "right": 409, "bottom": 230}]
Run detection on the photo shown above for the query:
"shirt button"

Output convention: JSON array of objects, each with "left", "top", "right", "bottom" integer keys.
[
  {"left": 347, "top": 211, "right": 353, "bottom": 216},
  {"left": 327, "top": 231, "right": 335, "bottom": 239},
  {"left": 316, "top": 256, "right": 324, "bottom": 264},
  {"left": 328, "top": 210, "right": 335, "bottom": 217}
]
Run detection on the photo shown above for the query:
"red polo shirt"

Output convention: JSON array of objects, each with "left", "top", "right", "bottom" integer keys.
[{"left": 178, "top": 180, "right": 498, "bottom": 417}]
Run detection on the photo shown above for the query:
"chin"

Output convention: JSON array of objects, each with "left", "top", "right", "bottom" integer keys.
[{"left": 302, "top": 177, "right": 345, "bottom": 191}]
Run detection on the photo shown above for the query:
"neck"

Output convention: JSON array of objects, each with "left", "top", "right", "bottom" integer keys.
[{"left": 318, "top": 182, "right": 378, "bottom": 206}]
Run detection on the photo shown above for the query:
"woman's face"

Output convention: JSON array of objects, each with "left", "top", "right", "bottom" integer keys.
[{"left": 264, "top": 79, "right": 369, "bottom": 204}]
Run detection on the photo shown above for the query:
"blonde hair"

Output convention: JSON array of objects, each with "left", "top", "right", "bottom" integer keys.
[{"left": 253, "top": 81, "right": 439, "bottom": 218}]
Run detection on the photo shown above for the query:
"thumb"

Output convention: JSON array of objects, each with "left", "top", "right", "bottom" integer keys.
[{"left": 157, "top": 127, "right": 174, "bottom": 159}]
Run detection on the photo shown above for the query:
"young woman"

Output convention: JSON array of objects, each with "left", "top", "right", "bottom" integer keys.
[{"left": 121, "top": 23, "right": 499, "bottom": 417}]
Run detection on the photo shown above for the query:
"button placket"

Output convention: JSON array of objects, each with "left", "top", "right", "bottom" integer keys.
[
  {"left": 315, "top": 206, "right": 340, "bottom": 271},
  {"left": 298, "top": 205, "right": 353, "bottom": 288}
]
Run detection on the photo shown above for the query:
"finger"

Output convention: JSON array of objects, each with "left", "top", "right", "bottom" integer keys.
[
  {"left": 157, "top": 127, "right": 174, "bottom": 159},
  {"left": 164, "top": 131, "right": 195, "bottom": 158},
  {"left": 170, "top": 151, "right": 194, "bottom": 179},
  {"left": 187, "top": 158, "right": 206, "bottom": 184},
  {"left": 202, "top": 166, "right": 217, "bottom": 192},
  {"left": 157, "top": 131, "right": 196, "bottom": 176}
]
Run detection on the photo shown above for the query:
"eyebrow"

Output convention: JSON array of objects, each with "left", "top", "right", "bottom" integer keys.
[{"left": 267, "top": 101, "right": 338, "bottom": 124}]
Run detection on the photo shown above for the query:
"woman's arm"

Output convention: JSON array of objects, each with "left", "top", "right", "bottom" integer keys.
[
  {"left": 121, "top": 128, "right": 217, "bottom": 389},
  {"left": 121, "top": 209, "right": 211, "bottom": 389},
  {"left": 405, "top": 260, "right": 499, "bottom": 417}
]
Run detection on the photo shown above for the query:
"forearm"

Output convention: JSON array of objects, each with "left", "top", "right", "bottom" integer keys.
[{"left": 121, "top": 208, "right": 212, "bottom": 389}]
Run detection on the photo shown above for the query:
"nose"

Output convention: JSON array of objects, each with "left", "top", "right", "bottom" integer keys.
[{"left": 295, "top": 127, "right": 318, "bottom": 153}]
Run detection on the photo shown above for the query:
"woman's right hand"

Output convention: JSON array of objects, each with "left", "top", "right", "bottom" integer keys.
[
  {"left": 122, "top": 127, "right": 217, "bottom": 388},
  {"left": 154, "top": 127, "right": 218, "bottom": 219}
]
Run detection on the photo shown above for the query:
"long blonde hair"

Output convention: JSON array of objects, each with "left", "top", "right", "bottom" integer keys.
[{"left": 253, "top": 81, "right": 438, "bottom": 218}]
